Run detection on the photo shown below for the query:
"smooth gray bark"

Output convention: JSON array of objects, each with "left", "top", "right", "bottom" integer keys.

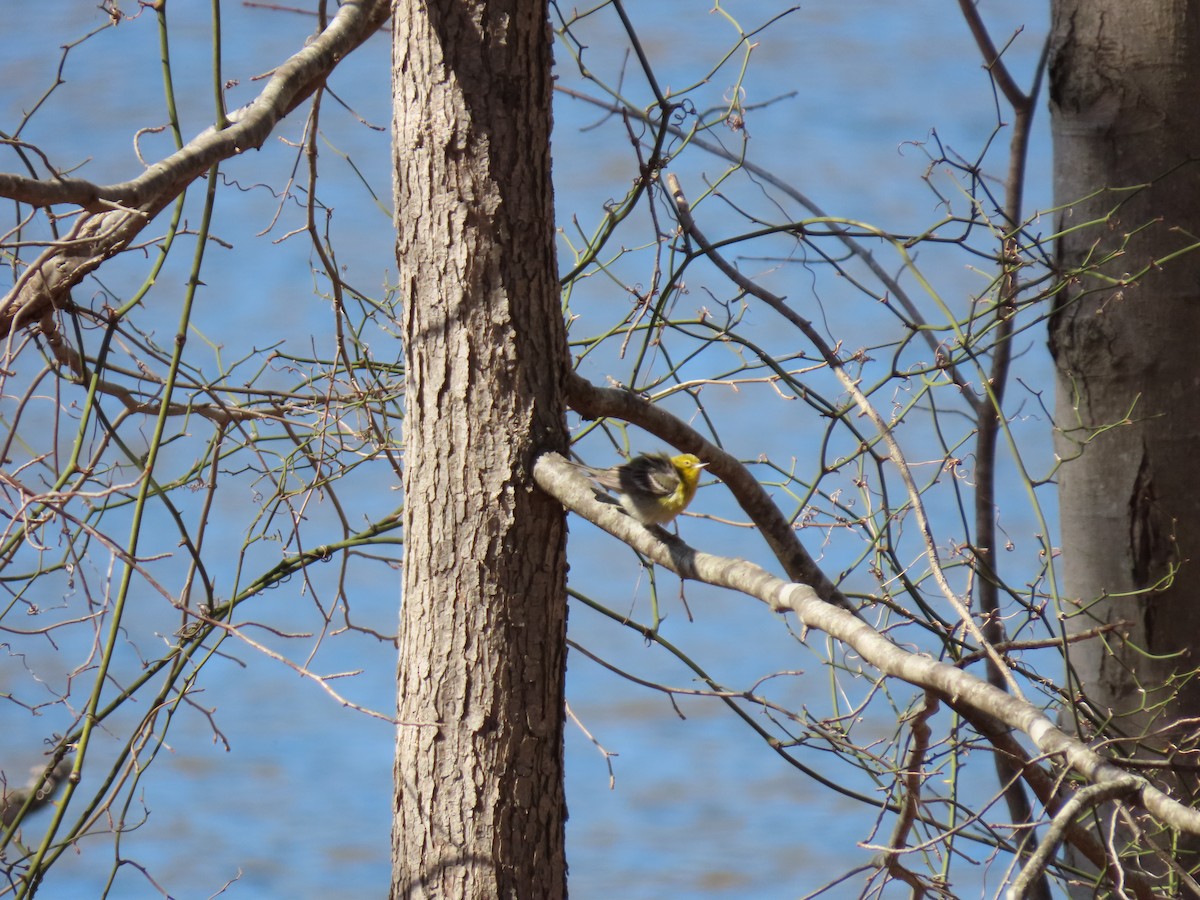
[{"left": 1051, "top": 0, "right": 1200, "bottom": 888}]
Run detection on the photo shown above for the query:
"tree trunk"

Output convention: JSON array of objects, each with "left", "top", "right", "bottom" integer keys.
[
  {"left": 390, "top": 2, "right": 569, "bottom": 897},
  {"left": 1050, "top": 0, "right": 1200, "bottom": 887}
]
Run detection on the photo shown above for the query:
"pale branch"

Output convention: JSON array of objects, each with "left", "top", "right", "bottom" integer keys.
[
  {"left": 885, "top": 691, "right": 938, "bottom": 859},
  {"left": 0, "top": 0, "right": 390, "bottom": 335},
  {"left": 534, "top": 451, "right": 1200, "bottom": 882},
  {"left": 960, "top": 706, "right": 1158, "bottom": 900},
  {"left": 1007, "top": 779, "right": 1142, "bottom": 900}
]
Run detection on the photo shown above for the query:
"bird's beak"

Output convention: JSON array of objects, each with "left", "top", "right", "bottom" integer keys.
[{"left": 697, "top": 462, "right": 711, "bottom": 469}]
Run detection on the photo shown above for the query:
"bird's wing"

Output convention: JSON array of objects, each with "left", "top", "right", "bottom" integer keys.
[{"left": 621, "top": 454, "right": 680, "bottom": 497}]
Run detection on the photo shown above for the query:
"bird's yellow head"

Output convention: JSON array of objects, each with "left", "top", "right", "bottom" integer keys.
[{"left": 670, "top": 454, "right": 708, "bottom": 494}]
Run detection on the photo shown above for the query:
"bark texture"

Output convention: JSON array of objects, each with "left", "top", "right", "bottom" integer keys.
[
  {"left": 1050, "top": 0, "right": 1200, "bottom": 885},
  {"left": 390, "top": 2, "right": 569, "bottom": 897}
]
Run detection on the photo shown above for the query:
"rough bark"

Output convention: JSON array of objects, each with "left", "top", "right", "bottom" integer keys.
[
  {"left": 1050, "top": 0, "right": 1200, "bottom": 886},
  {"left": 390, "top": 2, "right": 569, "bottom": 897}
]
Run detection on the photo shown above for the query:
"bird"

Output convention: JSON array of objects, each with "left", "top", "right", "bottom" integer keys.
[{"left": 571, "top": 451, "right": 708, "bottom": 526}]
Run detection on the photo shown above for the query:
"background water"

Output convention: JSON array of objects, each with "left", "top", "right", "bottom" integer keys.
[{"left": 0, "top": 2, "right": 1052, "bottom": 897}]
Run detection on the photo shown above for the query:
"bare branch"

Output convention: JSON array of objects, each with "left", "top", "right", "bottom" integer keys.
[
  {"left": 566, "top": 370, "right": 857, "bottom": 614},
  {"left": 0, "top": 0, "right": 390, "bottom": 335},
  {"left": 1007, "top": 779, "right": 1141, "bottom": 900},
  {"left": 534, "top": 451, "right": 1200, "bottom": 878}
]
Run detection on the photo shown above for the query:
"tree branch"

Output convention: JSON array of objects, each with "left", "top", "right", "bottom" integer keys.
[
  {"left": 565, "top": 370, "right": 857, "bottom": 614},
  {"left": 0, "top": 0, "right": 390, "bottom": 336},
  {"left": 667, "top": 174, "right": 1018, "bottom": 689},
  {"left": 534, "top": 450, "right": 1200, "bottom": 896},
  {"left": 1007, "top": 779, "right": 1141, "bottom": 900}
]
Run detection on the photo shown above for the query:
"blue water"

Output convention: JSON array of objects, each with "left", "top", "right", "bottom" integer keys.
[{"left": 0, "top": 2, "right": 1052, "bottom": 897}]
